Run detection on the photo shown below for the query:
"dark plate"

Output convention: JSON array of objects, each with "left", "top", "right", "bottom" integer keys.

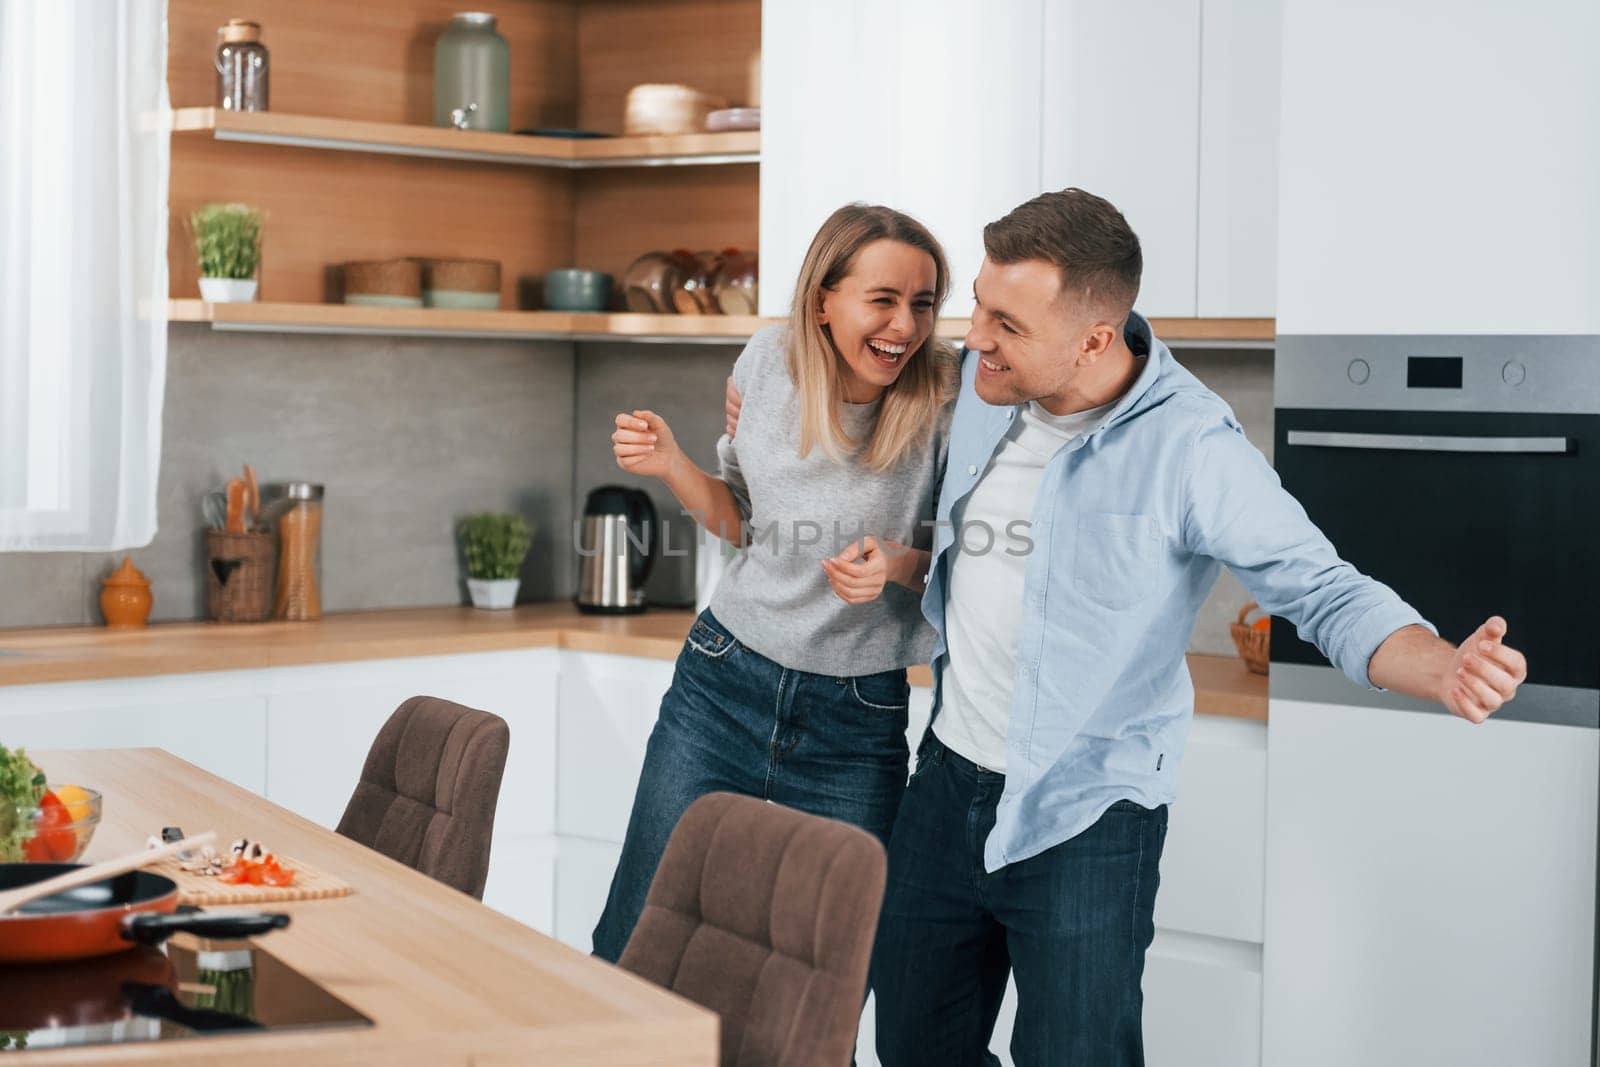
[{"left": 516, "top": 127, "right": 615, "bottom": 139}]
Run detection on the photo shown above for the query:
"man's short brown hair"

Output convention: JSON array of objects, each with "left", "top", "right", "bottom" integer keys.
[{"left": 982, "top": 188, "right": 1143, "bottom": 322}]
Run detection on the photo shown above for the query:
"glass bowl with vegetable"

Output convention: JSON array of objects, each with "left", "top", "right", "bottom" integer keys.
[
  {"left": 1, "top": 744, "right": 101, "bottom": 862},
  {"left": 28, "top": 784, "right": 102, "bottom": 862}
]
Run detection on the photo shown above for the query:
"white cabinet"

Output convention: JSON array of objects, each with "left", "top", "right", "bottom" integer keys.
[
  {"left": 1276, "top": 2, "right": 1600, "bottom": 334},
  {"left": 1264, "top": 698, "right": 1598, "bottom": 1067},
  {"left": 1197, "top": 0, "right": 1282, "bottom": 317},
  {"left": 761, "top": 0, "right": 1282, "bottom": 323},
  {"left": 759, "top": 0, "right": 1044, "bottom": 320},
  {"left": 261, "top": 650, "right": 560, "bottom": 933},
  {"left": 556, "top": 651, "right": 676, "bottom": 843},
  {"left": 263, "top": 651, "right": 558, "bottom": 836},
  {"left": 484, "top": 836, "right": 557, "bottom": 935},
  {"left": 1155, "top": 713, "right": 1267, "bottom": 943},
  {"left": 1041, "top": 1, "right": 1202, "bottom": 318},
  {"left": 1145, "top": 934, "right": 1263, "bottom": 1067},
  {"left": 554, "top": 835, "right": 623, "bottom": 953},
  {"left": 0, "top": 672, "right": 269, "bottom": 794}
]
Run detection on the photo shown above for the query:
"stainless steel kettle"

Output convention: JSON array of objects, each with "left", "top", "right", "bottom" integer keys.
[{"left": 575, "top": 485, "right": 658, "bottom": 614}]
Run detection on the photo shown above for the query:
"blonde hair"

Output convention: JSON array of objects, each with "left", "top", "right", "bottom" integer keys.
[{"left": 786, "top": 204, "right": 958, "bottom": 472}]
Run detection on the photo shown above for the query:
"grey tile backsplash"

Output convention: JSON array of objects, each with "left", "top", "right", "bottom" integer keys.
[
  {"left": 0, "top": 325, "right": 578, "bottom": 628},
  {"left": 1, "top": 328, "right": 1272, "bottom": 659}
]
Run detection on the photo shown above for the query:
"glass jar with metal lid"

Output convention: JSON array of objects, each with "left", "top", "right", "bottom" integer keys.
[
  {"left": 263, "top": 482, "right": 323, "bottom": 620},
  {"left": 434, "top": 13, "right": 510, "bottom": 131},
  {"left": 215, "top": 19, "right": 269, "bottom": 112}
]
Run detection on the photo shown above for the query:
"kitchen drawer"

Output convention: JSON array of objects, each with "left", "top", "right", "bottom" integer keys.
[
  {"left": 1154, "top": 713, "right": 1267, "bottom": 943},
  {"left": 483, "top": 835, "right": 557, "bottom": 935},
  {"left": 556, "top": 652, "right": 676, "bottom": 843},
  {"left": 1145, "top": 930, "right": 1263, "bottom": 1067},
  {"left": 553, "top": 835, "right": 623, "bottom": 954}
]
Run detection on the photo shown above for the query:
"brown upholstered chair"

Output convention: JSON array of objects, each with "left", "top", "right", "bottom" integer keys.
[
  {"left": 618, "top": 792, "right": 888, "bottom": 1067},
  {"left": 335, "top": 695, "right": 510, "bottom": 900}
]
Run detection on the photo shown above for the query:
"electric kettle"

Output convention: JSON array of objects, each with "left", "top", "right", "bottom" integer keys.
[{"left": 575, "top": 485, "right": 657, "bottom": 614}]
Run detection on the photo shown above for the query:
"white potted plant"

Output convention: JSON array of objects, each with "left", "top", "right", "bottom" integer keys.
[
  {"left": 459, "top": 512, "right": 532, "bottom": 609},
  {"left": 191, "top": 203, "right": 263, "bottom": 302}
]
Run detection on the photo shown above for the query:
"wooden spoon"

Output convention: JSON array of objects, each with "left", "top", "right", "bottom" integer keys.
[
  {"left": 0, "top": 832, "right": 217, "bottom": 916},
  {"left": 242, "top": 464, "right": 260, "bottom": 530},
  {"left": 224, "top": 478, "right": 245, "bottom": 534}
]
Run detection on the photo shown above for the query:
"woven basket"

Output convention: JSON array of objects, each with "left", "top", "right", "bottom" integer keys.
[
  {"left": 206, "top": 530, "right": 276, "bottom": 623},
  {"left": 343, "top": 258, "right": 422, "bottom": 298},
  {"left": 1229, "top": 601, "right": 1271, "bottom": 675},
  {"left": 423, "top": 258, "right": 500, "bottom": 293}
]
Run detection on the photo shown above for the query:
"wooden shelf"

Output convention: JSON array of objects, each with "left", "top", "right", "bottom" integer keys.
[
  {"left": 168, "top": 300, "right": 1275, "bottom": 345},
  {"left": 167, "top": 300, "right": 766, "bottom": 343},
  {"left": 171, "top": 107, "right": 761, "bottom": 169}
]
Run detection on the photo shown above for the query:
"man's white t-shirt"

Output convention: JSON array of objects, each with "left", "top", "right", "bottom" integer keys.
[{"left": 932, "top": 397, "right": 1115, "bottom": 772}]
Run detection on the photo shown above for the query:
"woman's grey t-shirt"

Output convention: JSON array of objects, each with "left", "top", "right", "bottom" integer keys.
[{"left": 710, "top": 325, "right": 949, "bottom": 676}]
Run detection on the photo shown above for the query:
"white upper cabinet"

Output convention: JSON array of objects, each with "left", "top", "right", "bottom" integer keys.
[
  {"left": 759, "top": 0, "right": 1044, "bottom": 320},
  {"left": 1041, "top": 1, "right": 1203, "bottom": 318},
  {"left": 762, "top": 0, "right": 1285, "bottom": 323},
  {"left": 1276, "top": 1, "right": 1600, "bottom": 335},
  {"left": 1198, "top": 0, "right": 1282, "bottom": 318}
]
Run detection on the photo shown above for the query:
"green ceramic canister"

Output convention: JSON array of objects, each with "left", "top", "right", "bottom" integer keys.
[{"left": 434, "top": 13, "right": 510, "bottom": 132}]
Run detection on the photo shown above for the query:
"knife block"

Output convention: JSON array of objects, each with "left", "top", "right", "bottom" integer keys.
[{"left": 206, "top": 530, "right": 276, "bottom": 623}]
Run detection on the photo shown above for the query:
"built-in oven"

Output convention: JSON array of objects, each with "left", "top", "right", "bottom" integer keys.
[
  {"left": 1267, "top": 334, "right": 1599, "bottom": 1067},
  {"left": 1270, "top": 334, "right": 1598, "bottom": 726}
]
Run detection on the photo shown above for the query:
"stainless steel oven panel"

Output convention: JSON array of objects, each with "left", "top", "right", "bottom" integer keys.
[{"left": 1275, "top": 334, "right": 1600, "bottom": 414}]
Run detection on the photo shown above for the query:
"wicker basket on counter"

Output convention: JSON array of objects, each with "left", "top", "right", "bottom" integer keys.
[
  {"left": 206, "top": 530, "right": 276, "bottom": 623},
  {"left": 1230, "top": 601, "right": 1271, "bottom": 675}
]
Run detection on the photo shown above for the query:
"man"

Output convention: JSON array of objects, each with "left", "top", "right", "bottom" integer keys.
[
  {"left": 867, "top": 188, "right": 1526, "bottom": 1066},
  {"left": 725, "top": 188, "right": 1527, "bottom": 1064}
]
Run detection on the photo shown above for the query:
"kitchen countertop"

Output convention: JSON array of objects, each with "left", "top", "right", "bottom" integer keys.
[
  {"left": 0, "top": 604, "right": 1268, "bottom": 721},
  {"left": 12, "top": 747, "right": 715, "bottom": 1065}
]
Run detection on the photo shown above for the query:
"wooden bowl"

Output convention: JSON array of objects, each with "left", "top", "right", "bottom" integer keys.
[{"left": 624, "top": 84, "right": 728, "bottom": 136}]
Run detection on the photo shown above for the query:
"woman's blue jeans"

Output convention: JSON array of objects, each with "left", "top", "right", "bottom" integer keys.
[{"left": 591, "top": 608, "right": 911, "bottom": 963}]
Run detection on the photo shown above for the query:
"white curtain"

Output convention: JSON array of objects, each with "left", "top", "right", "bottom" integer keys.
[{"left": 0, "top": 0, "right": 169, "bottom": 551}]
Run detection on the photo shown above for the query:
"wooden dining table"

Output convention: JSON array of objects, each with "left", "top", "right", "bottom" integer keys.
[{"left": 9, "top": 748, "right": 717, "bottom": 1065}]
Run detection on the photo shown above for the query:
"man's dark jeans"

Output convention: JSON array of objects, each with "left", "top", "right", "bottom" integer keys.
[{"left": 872, "top": 735, "right": 1167, "bottom": 1066}]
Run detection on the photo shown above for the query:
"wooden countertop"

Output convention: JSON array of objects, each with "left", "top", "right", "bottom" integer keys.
[
  {"left": 14, "top": 747, "right": 715, "bottom": 1066},
  {"left": 0, "top": 604, "right": 1267, "bottom": 721}
]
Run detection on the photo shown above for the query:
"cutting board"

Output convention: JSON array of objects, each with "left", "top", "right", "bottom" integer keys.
[{"left": 144, "top": 852, "right": 353, "bottom": 906}]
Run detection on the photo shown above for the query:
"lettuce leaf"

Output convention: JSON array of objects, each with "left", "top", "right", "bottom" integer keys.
[{"left": 0, "top": 744, "right": 45, "bottom": 862}]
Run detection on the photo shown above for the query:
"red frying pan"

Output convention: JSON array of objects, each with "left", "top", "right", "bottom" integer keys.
[{"left": 0, "top": 863, "right": 288, "bottom": 964}]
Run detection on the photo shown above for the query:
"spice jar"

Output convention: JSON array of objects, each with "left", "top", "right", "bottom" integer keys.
[
  {"left": 268, "top": 482, "right": 323, "bottom": 620},
  {"left": 215, "top": 19, "right": 269, "bottom": 112},
  {"left": 100, "top": 558, "right": 153, "bottom": 628}
]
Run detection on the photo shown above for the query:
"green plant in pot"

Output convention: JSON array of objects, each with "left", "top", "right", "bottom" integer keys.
[
  {"left": 192, "top": 203, "right": 263, "bottom": 303},
  {"left": 459, "top": 512, "right": 532, "bottom": 609}
]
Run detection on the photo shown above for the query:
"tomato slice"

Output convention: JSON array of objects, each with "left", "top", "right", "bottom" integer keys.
[
  {"left": 26, "top": 792, "right": 77, "bottom": 861},
  {"left": 262, "top": 865, "right": 296, "bottom": 887}
]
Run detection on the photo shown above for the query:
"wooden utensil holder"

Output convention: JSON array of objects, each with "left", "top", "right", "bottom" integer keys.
[{"left": 206, "top": 530, "right": 276, "bottom": 623}]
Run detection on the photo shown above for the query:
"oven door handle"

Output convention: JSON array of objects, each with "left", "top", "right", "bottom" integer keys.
[{"left": 1284, "top": 431, "right": 1573, "bottom": 454}]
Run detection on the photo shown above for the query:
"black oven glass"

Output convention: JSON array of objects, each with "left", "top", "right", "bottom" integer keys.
[{"left": 1271, "top": 409, "right": 1598, "bottom": 691}]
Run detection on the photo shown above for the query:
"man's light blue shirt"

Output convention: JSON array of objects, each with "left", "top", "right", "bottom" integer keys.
[{"left": 923, "top": 312, "right": 1431, "bottom": 872}]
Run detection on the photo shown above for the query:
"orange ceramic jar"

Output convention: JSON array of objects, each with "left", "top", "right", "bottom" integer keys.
[{"left": 100, "top": 557, "right": 153, "bottom": 628}]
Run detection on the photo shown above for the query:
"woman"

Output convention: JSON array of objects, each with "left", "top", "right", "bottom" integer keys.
[{"left": 591, "top": 204, "right": 958, "bottom": 962}]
